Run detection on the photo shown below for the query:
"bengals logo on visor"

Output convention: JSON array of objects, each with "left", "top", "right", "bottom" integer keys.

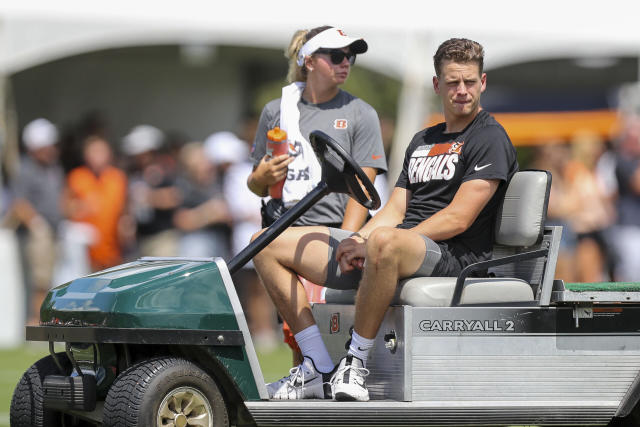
[{"left": 334, "top": 119, "right": 348, "bottom": 129}]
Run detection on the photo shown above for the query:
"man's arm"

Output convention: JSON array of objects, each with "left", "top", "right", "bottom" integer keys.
[
  {"left": 412, "top": 178, "right": 499, "bottom": 240},
  {"left": 357, "top": 186, "right": 409, "bottom": 237},
  {"left": 335, "top": 186, "right": 409, "bottom": 272}
]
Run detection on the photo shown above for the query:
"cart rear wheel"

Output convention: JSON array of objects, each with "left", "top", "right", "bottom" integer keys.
[
  {"left": 102, "top": 357, "right": 228, "bottom": 427},
  {"left": 10, "top": 353, "right": 70, "bottom": 427}
]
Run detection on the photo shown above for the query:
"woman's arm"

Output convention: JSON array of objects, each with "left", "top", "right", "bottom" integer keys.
[{"left": 340, "top": 167, "right": 378, "bottom": 231}]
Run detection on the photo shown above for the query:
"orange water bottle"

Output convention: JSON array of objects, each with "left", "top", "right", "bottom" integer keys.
[{"left": 266, "top": 127, "right": 288, "bottom": 199}]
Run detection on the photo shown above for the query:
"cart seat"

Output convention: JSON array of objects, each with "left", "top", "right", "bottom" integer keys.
[
  {"left": 324, "top": 277, "right": 533, "bottom": 306},
  {"left": 325, "top": 170, "right": 551, "bottom": 306}
]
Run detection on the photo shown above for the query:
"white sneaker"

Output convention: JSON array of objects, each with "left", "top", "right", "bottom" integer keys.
[
  {"left": 266, "top": 356, "right": 331, "bottom": 399},
  {"left": 331, "top": 355, "right": 370, "bottom": 401}
]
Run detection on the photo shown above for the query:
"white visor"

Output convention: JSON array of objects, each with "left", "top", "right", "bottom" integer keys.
[{"left": 296, "top": 27, "right": 368, "bottom": 66}]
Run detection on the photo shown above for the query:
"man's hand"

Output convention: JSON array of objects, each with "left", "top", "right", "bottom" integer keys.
[{"left": 336, "top": 234, "right": 367, "bottom": 272}]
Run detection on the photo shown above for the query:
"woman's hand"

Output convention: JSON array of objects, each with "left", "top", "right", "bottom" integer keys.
[
  {"left": 336, "top": 234, "right": 367, "bottom": 272},
  {"left": 255, "top": 154, "right": 293, "bottom": 186},
  {"left": 247, "top": 154, "right": 294, "bottom": 196}
]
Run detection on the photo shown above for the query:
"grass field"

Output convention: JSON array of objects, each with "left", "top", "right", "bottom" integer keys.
[{"left": 0, "top": 342, "right": 293, "bottom": 427}]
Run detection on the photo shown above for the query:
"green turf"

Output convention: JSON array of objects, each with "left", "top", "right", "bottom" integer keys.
[
  {"left": 0, "top": 343, "right": 50, "bottom": 427},
  {"left": 257, "top": 343, "right": 295, "bottom": 382},
  {"left": 565, "top": 282, "right": 640, "bottom": 292}
]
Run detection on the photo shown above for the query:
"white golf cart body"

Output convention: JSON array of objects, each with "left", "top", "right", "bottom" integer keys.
[{"left": 245, "top": 170, "right": 640, "bottom": 426}]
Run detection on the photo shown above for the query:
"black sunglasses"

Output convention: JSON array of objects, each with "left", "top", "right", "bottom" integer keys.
[{"left": 314, "top": 48, "right": 356, "bottom": 66}]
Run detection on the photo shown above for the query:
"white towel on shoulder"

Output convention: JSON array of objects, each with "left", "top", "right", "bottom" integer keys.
[{"left": 279, "top": 82, "right": 322, "bottom": 207}]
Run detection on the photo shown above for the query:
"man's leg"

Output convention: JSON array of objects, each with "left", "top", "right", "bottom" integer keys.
[
  {"left": 332, "top": 227, "right": 436, "bottom": 401},
  {"left": 354, "top": 227, "right": 431, "bottom": 339}
]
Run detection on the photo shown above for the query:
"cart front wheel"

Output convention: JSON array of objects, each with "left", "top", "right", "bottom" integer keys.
[
  {"left": 10, "top": 353, "right": 70, "bottom": 427},
  {"left": 102, "top": 357, "right": 228, "bottom": 427}
]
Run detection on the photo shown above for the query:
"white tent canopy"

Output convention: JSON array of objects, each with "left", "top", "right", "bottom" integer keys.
[
  {"left": 2, "top": 0, "right": 639, "bottom": 180},
  {"left": 2, "top": 0, "right": 640, "bottom": 77}
]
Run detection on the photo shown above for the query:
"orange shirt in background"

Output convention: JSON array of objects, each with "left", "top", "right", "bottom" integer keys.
[{"left": 67, "top": 165, "right": 127, "bottom": 270}]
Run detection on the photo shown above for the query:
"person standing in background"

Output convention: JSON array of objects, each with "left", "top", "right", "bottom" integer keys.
[
  {"left": 206, "top": 130, "right": 278, "bottom": 350},
  {"left": 612, "top": 115, "right": 640, "bottom": 281},
  {"left": 4, "top": 118, "right": 64, "bottom": 324},
  {"left": 247, "top": 26, "right": 387, "bottom": 364},
  {"left": 173, "top": 142, "right": 232, "bottom": 259},
  {"left": 562, "top": 134, "right": 615, "bottom": 282},
  {"left": 121, "top": 125, "right": 181, "bottom": 258},
  {"left": 62, "top": 135, "right": 128, "bottom": 271}
]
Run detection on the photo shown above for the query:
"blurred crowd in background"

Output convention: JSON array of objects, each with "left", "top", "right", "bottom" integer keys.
[
  {"left": 531, "top": 111, "right": 640, "bottom": 287},
  {"left": 3, "top": 107, "right": 640, "bottom": 349},
  {"left": 2, "top": 113, "right": 283, "bottom": 350}
]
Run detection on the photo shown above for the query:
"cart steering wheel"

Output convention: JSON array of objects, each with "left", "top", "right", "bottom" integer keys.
[
  {"left": 228, "top": 130, "right": 381, "bottom": 274},
  {"left": 309, "top": 130, "right": 381, "bottom": 210}
]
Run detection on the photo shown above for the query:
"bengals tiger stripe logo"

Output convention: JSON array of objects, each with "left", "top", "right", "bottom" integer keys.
[{"left": 334, "top": 119, "right": 348, "bottom": 129}]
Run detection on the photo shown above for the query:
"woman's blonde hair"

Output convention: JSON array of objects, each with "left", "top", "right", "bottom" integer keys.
[{"left": 285, "top": 25, "right": 332, "bottom": 83}]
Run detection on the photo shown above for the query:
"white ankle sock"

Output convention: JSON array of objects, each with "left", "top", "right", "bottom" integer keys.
[
  {"left": 294, "top": 325, "right": 334, "bottom": 373},
  {"left": 348, "top": 331, "right": 375, "bottom": 366}
]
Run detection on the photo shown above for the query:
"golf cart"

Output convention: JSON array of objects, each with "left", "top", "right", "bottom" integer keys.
[{"left": 10, "top": 130, "right": 640, "bottom": 426}]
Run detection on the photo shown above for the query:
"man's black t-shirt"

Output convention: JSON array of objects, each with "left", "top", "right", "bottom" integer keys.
[{"left": 395, "top": 110, "right": 518, "bottom": 275}]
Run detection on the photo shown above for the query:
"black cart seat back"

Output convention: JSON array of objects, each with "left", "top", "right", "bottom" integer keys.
[{"left": 325, "top": 170, "right": 553, "bottom": 306}]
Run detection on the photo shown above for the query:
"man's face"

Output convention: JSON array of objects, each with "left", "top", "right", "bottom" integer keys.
[
  {"left": 433, "top": 60, "right": 486, "bottom": 121},
  {"left": 31, "top": 144, "right": 58, "bottom": 166}
]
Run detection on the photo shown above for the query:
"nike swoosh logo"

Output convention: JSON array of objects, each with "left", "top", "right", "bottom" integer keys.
[
  {"left": 371, "top": 154, "right": 383, "bottom": 160},
  {"left": 474, "top": 163, "right": 492, "bottom": 171}
]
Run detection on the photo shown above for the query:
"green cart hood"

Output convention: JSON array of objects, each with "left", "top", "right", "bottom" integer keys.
[{"left": 41, "top": 258, "right": 237, "bottom": 330}]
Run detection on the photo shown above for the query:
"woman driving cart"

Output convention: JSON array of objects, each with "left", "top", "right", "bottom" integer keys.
[{"left": 247, "top": 26, "right": 387, "bottom": 365}]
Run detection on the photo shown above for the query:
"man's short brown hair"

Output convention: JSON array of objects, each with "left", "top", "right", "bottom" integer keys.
[{"left": 433, "top": 38, "right": 484, "bottom": 77}]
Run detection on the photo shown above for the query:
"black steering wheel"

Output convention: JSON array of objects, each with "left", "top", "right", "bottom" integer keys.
[
  {"left": 309, "top": 130, "right": 381, "bottom": 210},
  {"left": 227, "top": 130, "right": 381, "bottom": 274}
]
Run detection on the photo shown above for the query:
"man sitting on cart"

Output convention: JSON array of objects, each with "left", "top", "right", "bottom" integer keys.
[{"left": 253, "top": 37, "right": 519, "bottom": 401}]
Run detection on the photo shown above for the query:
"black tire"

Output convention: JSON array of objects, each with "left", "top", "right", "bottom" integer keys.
[
  {"left": 102, "top": 357, "right": 229, "bottom": 427},
  {"left": 10, "top": 353, "right": 70, "bottom": 427}
]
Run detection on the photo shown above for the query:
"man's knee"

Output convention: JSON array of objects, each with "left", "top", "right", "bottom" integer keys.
[{"left": 367, "top": 227, "right": 401, "bottom": 263}]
